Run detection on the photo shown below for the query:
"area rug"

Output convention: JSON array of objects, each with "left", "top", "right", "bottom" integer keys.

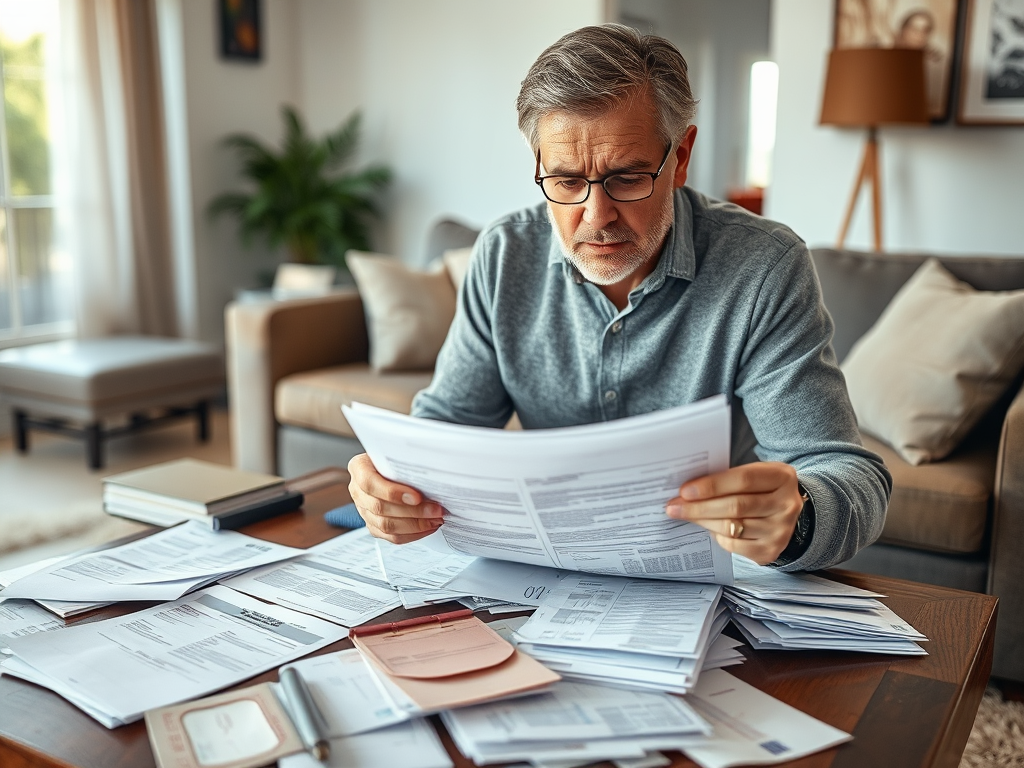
[{"left": 960, "top": 688, "right": 1024, "bottom": 767}]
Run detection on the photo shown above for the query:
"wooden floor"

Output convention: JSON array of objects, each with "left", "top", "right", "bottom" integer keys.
[{"left": 0, "top": 409, "right": 232, "bottom": 570}]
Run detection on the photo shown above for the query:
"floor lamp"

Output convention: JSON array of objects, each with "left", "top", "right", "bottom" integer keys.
[{"left": 819, "top": 48, "right": 929, "bottom": 251}]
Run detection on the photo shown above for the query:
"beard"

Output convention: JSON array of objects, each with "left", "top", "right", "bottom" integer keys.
[{"left": 549, "top": 194, "right": 675, "bottom": 286}]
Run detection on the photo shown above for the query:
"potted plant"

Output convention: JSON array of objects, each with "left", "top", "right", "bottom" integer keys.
[{"left": 208, "top": 106, "right": 391, "bottom": 270}]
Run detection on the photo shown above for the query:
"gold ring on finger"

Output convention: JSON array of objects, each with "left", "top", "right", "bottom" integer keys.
[{"left": 729, "top": 519, "right": 745, "bottom": 539}]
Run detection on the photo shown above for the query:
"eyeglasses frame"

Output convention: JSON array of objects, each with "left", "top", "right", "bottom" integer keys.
[{"left": 534, "top": 143, "right": 675, "bottom": 205}]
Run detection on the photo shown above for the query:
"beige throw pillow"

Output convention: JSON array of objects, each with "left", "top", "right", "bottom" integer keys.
[
  {"left": 346, "top": 250, "right": 456, "bottom": 372},
  {"left": 842, "top": 258, "right": 1024, "bottom": 465},
  {"left": 442, "top": 247, "right": 474, "bottom": 292}
]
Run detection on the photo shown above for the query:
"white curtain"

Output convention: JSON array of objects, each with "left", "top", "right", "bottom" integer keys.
[{"left": 54, "top": 0, "right": 178, "bottom": 338}]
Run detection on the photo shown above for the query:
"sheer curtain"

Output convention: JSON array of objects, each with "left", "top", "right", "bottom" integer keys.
[{"left": 55, "top": 0, "right": 178, "bottom": 338}]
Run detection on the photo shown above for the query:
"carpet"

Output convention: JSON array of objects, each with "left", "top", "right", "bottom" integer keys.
[{"left": 961, "top": 688, "right": 1024, "bottom": 767}]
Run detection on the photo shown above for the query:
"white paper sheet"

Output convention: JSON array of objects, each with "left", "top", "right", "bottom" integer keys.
[
  {"left": 678, "top": 669, "right": 852, "bottom": 768},
  {"left": 279, "top": 718, "right": 453, "bottom": 768},
  {"left": 0, "top": 599, "right": 65, "bottom": 651},
  {"left": 220, "top": 532, "right": 402, "bottom": 627},
  {"left": 516, "top": 574, "right": 722, "bottom": 657},
  {"left": 444, "top": 559, "right": 571, "bottom": 607},
  {"left": 306, "top": 529, "right": 392, "bottom": 584},
  {"left": 441, "top": 680, "right": 708, "bottom": 745},
  {"left": 343, "top": 397, "right": 733, "bottom": 584},
  {"left": 2, "top": 585, "right": 348, "bottom": 726},
  {"left": 1, "top": 521, "right": 303, "bottom": 601},
  {"left": 282, "top": 649, "right": 409, "bottom": 736},
  {"left": 376, "top": 537, "right": 477, "bottom": 589}
]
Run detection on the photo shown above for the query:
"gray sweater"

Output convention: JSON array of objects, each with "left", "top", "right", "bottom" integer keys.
[{"left": 412, "top": 187, "right": 891, "bottom": 571}]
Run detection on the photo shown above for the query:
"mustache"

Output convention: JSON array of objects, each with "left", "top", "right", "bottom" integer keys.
[{"left": 572, "top": 223, "right": 636, "bottom": 245}]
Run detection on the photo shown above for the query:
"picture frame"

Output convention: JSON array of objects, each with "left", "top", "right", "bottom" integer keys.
[
  {"left": 219, "top": 0, "right": 261, "bottom": 62},
  {"left": 834, "top": 0, "right": 962, "bottom": 122},
  {"left": 958, "top": 0, "right": 1024, "bottom": 124}
]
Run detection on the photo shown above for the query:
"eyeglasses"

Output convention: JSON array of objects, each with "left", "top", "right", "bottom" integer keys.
[{"left": 534, "top": 144, "right": 673, "bottom": 205}]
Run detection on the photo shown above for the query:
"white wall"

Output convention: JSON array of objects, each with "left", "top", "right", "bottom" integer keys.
[
  {"left": 619, "top": 0, "right": 771, "bottom": 200},
  {"left": 768, "top": 0, "right": 1024, "bottom": 256},
  {"left": 298, "top": 0, "right": 606, "bottom": 265},
  {"left": 179, "top": 0, "right": 302, "bottom": 345}
]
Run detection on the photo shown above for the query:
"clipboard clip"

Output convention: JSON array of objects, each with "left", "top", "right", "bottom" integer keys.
[{"left": 348, "top": 608, "right": 474, "bottom": 638}]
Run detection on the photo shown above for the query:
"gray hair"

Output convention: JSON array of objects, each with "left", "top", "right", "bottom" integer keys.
[{"left": 516, "top": 24, "right": 697, "bottom": 151}]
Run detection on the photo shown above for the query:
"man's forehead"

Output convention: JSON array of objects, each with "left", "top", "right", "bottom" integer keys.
[{"left": 537, "top": 110, "right": 662, "bottom": 168}]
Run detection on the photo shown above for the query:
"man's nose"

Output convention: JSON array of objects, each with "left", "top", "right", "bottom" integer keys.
[{"left": 581, "top": 183, "right": 618, "bottom": 229}]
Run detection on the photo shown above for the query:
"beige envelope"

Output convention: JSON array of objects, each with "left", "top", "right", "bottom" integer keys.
[{"left": 351, "top": 613, "right": 560, "bottom": 711}]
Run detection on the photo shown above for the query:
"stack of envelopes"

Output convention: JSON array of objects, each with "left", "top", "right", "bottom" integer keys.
[
  {"left": 510, "top": 573, "right": 743, "bottom": 695},
  {"left": 724, "top": 558, "right": 928, "bottom": 655}
]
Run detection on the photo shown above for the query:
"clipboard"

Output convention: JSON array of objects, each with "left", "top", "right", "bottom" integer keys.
[{"left": 350, "top": 609, "right": 560, "bottom": 712}]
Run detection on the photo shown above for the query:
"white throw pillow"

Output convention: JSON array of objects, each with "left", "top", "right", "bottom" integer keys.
[
  {"left": 842, "top": 258, "right": 1024, "bottom": 465},
  {"left": 346, "top": 250, "right": 457, "bottom": 372}
]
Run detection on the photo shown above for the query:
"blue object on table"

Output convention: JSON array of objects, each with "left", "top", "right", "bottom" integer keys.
[{"left": 325, "top": 502, "right": 366, "bottom": 529}]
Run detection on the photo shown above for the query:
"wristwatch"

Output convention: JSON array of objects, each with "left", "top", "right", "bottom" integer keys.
[{"left": 771, "top": 483, "right": 815, "bottom": 567}]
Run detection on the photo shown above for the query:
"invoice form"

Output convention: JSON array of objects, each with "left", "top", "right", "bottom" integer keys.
[
  {"left": 343, "top": 395, "right": 733, "bottom": 584},
  {"left": 2, "top": 584, "right": 347, "bottom": 727}
]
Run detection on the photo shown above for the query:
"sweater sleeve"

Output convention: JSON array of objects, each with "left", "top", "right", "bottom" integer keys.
[{"left": 733, "top": 241, "right": 892, "bottom": 571}]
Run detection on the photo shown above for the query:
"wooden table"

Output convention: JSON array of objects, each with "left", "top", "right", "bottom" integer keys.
[{"left": 0, "top": 469, "right": 997, "bottom": 768}]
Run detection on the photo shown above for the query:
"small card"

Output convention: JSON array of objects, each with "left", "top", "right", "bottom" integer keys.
[{"left": 145, "top": 682, "right": 304, "bottom": 768}]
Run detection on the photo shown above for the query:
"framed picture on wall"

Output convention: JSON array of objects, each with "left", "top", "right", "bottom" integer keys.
[
  {"left": 958, "top": 0, "right": 1024, "bottom": 124},
  {"left": 219, "top": 0, "right": 262, "bottom": 62},
  {"left": 834, "top": 0, "right": 962, "bottom": 121}
]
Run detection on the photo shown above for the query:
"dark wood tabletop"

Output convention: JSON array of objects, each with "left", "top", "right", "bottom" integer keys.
[{"left": 0, "top": 468, "right": 997, "bottom": 768}]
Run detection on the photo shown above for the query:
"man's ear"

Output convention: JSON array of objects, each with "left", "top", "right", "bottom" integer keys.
[{"left": 672, "top": 125, "right": 698, "bottom": 189}]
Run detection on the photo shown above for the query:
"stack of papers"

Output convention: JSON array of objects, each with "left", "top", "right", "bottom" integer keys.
[
  {"left": 0, "top": 584, "right": 348, "bottom": 727},
  {"left": 441, "top": 679, "right": 711, "bottom": 765},
  {"left": 0, "top": 520, "right": 304, "bottom": 604},
  {"left": 512, "top": 574, "right": 737, "bottom": 694},
  {"left": 725, "top": 558, "right": 928, "bottom": 655}
]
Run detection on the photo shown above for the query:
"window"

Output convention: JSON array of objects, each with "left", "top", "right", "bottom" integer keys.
[
  {"left": 746, "top": 60, "right": 779, "bottom": 190},
  {"left": 0, "top": 0, "right": 72, "bottom": 344}
]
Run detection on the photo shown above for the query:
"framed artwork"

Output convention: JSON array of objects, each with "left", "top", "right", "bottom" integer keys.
[
  {"left": 958, "top": 0, "right": 1024, "bottom": 124},
  {"left": 834, "top": 0, "right": 962, "bottom": 121},
  {"left": 219, "top": 0, "right": 261, "bottom": 62}
]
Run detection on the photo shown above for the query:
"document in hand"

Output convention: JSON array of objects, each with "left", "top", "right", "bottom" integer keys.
[
  {"left": 342, "top": 396, "right": 734, "bottom": 584},
  {"left": 0, "top": 520, "right": 304, "bottom": 602},
  {"left": 1, "top": 585, "right": 348, "bottom": 727},
  {"left": 350, "top": 609, "right": 560, "bottom": 713}
]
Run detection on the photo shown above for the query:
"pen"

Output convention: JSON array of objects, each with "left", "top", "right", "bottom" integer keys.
[
  {"left": 279, "top": 666, "right": 331, "bottom": 762},
  {"left": 348, "top": 607, "right": 474, "bottom": 638}
]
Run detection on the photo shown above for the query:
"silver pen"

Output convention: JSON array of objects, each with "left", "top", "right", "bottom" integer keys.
[{"left": 279, "top": 666, "right": 331, "bottom": 762}]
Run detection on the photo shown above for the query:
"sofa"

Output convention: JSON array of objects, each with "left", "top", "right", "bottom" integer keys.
[{"left": 226, "top": 238, "right": 1024, "bottom": 684}]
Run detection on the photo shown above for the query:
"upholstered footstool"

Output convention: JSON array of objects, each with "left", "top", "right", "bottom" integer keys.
[{"left": 0, "top": 337, "right": 224, "bottom": 469}]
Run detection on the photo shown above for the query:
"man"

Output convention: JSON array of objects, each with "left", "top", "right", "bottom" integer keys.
[{"left": 349, "top": 24, "right": 890, "bottom": 571}]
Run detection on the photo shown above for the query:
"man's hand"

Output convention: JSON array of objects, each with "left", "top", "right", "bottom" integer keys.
[
  {"left": 665, "top": 462, "right": 804, "bottom": 565},
  {"left": 347, "top": 454, "right": 445, "bottom": 544}
]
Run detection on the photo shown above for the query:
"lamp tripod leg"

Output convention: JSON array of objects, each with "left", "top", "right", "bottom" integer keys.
[
  {"left": 867, "top": 131, "right": 883, "bottom": 252},
  {"left": 836, "top": 136, "right": 873, "bottom": 249}
]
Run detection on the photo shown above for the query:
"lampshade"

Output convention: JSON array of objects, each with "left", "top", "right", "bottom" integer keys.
[{"left": 819, "top": 48, "right": 929, "bottom": 127}]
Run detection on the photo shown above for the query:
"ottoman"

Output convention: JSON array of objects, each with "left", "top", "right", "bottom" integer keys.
[{"left": 0, "top": 337, "right": 224, "bottom": 469}]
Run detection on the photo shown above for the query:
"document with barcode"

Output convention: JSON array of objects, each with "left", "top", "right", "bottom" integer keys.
[{"left": 343, "top": 395, "right": 733, "bottom": 584}]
